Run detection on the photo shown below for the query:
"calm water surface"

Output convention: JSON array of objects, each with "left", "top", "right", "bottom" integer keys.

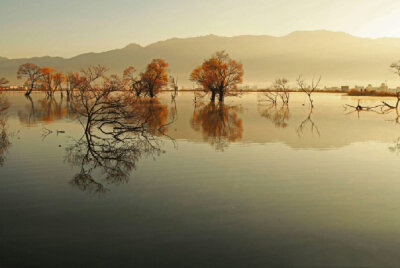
[{"left": 1, "top": 92, "right": 400, "bottom": 267}]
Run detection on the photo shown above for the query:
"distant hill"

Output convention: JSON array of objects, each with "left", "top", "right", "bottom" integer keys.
[{"left": 2, "top": 30, "right": 400, "bottom": 88}]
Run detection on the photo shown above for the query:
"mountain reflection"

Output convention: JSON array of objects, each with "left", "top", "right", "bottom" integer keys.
[
  {"left": 65, "top": 95, "right": 174, "bottom": 194},
  {"left": 191, "top": 102, "right": 243, "bottom": 150},
  {"left": 0, "top": 94, "right": 10, "bottom": 166}
]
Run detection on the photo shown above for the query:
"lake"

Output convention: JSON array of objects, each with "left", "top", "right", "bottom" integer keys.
[{"left": 1, "top": 92, "right": 400, "bottom": 267}]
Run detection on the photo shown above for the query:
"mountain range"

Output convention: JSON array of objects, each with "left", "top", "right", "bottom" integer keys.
[{"left": 2, "top": 30, "right": 400, "bottom": 88}]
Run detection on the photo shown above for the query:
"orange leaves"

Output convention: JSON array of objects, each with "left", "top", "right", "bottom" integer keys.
[
  {"left": 37, "top": 66, "right": 66, "bottom": 95},
  {"left": 191, "top": 102, "right": 243, "bottom": 150},
  {"left": 39, "top": 66, "right": 55, "bottom": 76},
  {"left": 140, "top": 59, "right": 169, "bottom": 97},
  {"left": 190, "top": 51, "right": 243, "bottom": 101}
]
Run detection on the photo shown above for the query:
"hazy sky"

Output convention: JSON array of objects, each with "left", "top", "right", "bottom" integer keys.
[{"left": 1, "top": 0, "right": 400, "bottom": 58}]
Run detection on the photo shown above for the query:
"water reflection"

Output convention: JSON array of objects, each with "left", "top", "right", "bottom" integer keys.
[
  {"left": 258, "top": 104, "right": 290, "bottom": 128},
  {"left": 18, "top": 96, "right": 78, "bottom": 126},
  {"left": 297, "top": 109, "right": 320, "bottom": 137},
  {"left": 65, "top": 95, "right": 174, "bottom": 194},
  {"left": 191, "top": 102, "right": 243, "bottom": 150},
  {"left": 0, "top": 93, "right": 10, "bottom": 166}
]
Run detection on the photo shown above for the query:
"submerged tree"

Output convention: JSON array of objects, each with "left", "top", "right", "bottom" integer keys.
[
  {"left": 38, "top": 67, "right": 66, "bottom": 98},
  {"left": 274, "top": 78, "right": 290, "bottom": 104},
  {"left": 17, "top": 63, "right": 42, "bottom": 96},
  {"left": 140, "top": 59, "right": 169, "bottom": 98},
  {"left": 297, "top": 75, "right": 321, "bottom": 108},
  {"left": 66, "top": 72, "right": 82, "bottom": 99},
  {"left": 123, "top": 66, "right": 145, "bottom": 97},
  {"left": 263, "top": 89, "right": 279, "bottom": 105},
  {"left": 63, "top": 65, "right": 176, "bottom": 193},
  {"left": 190, "top": 51, "right": 243, "bottom": 102}
]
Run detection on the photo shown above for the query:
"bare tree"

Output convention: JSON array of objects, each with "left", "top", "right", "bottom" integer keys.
[
  {"left": 263, "top": 89, "right": 279, "bottom": 105},
  {"left": 297, "top": 75, "right": 321, "bottom": 108},
  {"left": 66, "top": 72, "right": 82, "bottom": 99},
  {"left": 169, "top": 75, "right": 178, "bottom": 100},
  {"left": 274, "top": 78, "right": 290, "bottom": 104},
  {"left": 123, "top": 66, "right": 145, "bottom": 97},
  {"left": 65, "top": 66, "right": 177, "bottom": 193}
]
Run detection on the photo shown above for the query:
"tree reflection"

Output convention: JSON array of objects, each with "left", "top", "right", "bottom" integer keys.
[
  {"left": 297, "top": 109, "right": 320, "bottom": 137},
  {"left": 18, "top": 96, "right": 78, "bottom": 126},
  {"left": 0, "top": 93, "right": 10, "bottom": 166},
  {"left": 191, "top": 102, "right": 243, "bottom": 150},
  {"left": 66, "top": 89, "right": 174, "bottom": 194},
  {"left": 258, "top": 104, "right": 290, "bottom": 128},
  {"left": 65, "top": 123, "right": 166, "bottom": 194}
]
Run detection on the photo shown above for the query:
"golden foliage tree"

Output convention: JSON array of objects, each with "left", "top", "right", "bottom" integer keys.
[
  {"left": 190, "top": 51, "right": 244, "bottom": 102},
  {"left": 38, "top": 67, "right": 66, "bottom": 97},
  {"left": 140, "top": 59, "right": 169, "bottom": 98}
]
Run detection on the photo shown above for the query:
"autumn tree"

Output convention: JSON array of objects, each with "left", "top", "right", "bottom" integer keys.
[
  {"left": 38, "top": 67, "right": 66, "bottom": 98},
  {"left": 53, "top": 72, "right": 66, "bottom": 97},
  {"left": 17, "top": 63, "right": 42, "bottom": 96},
  {"left": 140, "top": 59, "right": 169, "bottom": 98},
  {"left": 297, "top": 75, "right": 321, "bottom": 108},
  {"left": 190, "top": 51, "right": 243, "bottom": 102},
  {"left": 0, "top": 78, "right": 9, "bottom": 88},
  {"left": 66, "top": 72, "right": 82, "bottom": 99}
]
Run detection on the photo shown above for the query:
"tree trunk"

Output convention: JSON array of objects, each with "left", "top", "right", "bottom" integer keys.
[
  {"left": 219, "top": 92, "right": 224, "bottom": 102},
  {"left": 25, "top": 83, "right": 34, "bottom": 96},
  {"left": 210, "top": 91, "right": 216, "bottom": 102},
  {"left": 218, "top": 89, "right": 224, "bottom": 102}
]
